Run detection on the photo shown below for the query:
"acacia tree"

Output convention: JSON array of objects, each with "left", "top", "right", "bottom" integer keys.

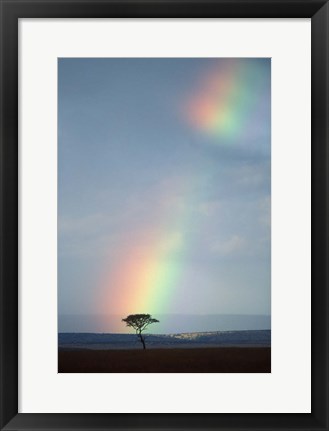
[{"left": 122, "top": 314, "right": 159, "bottom": 350}]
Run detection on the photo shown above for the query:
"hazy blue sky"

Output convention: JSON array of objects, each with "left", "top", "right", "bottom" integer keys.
[{"left": 58, "top": 58, "right": 271, "bottom": 333}]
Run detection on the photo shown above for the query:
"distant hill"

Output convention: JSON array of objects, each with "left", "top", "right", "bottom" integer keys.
[
  {"left": 59, "top": 313, "right": 271, "bottom": 334},
  {"left": 58, "top": 329, "right": 271, "bottom": 350}
]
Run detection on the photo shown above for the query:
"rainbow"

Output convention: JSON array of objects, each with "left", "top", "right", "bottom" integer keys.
[
  {"left": 98, "top": 176, "right": 202, "bottom": 322},
  {"left": 185, "top": 59, "right": 269, "bottom": 142}
]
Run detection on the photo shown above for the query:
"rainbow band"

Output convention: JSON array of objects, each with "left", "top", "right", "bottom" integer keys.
[
  {"left": 186, "top": 59, "right": 267, "bottom": 141},
  {"left": 99, "top": 177, "right": 199, "bottom": 318}
]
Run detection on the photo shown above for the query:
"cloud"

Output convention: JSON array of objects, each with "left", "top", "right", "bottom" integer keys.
[
  {"left": 198, "top": 200, "right": 221, "bottom": 216},
  {"left": 58, "top": 213, "right": 120, "bottom": 259},
  {"left": 235, "top": 162, "right": 269, "bottom": 189},
  {"left": 212, "top": 235, "right": 246, "bottom": 256},
  {"left": 259, "top": 196, "right": 271, "bottom": 227},
  {"left": 58, "top": 213, "right": 112, "bottom": 235},
  {"left": 160, "top": 232, "right": 184, "bottom": 253}
]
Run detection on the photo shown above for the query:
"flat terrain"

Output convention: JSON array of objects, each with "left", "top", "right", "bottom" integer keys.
[{"left": 58, "top": 347, "right": 271, "bottom": 373}]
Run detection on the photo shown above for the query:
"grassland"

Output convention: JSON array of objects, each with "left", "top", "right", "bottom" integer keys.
[{"left": 58, "top": 347, "right": 271, "bottom": 373}]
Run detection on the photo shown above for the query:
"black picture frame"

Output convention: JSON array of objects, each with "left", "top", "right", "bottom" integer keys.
[{"left": 1, "top": 1, "right": 328, "bottom": 430}]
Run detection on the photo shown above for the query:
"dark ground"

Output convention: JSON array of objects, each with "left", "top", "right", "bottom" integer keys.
[{"left": 58, "top": 347, "right": 271, "bottom": 373}]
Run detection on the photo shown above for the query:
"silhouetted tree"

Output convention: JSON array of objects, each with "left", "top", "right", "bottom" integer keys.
[{"left": 122, "top": 314, "right": 159, "bottom": 350}]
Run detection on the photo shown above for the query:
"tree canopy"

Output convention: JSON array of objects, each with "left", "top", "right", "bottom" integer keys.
[{"left": 122, "top": 314, "right": 159, "bottom": 349}]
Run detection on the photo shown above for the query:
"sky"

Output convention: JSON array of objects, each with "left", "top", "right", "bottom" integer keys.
[{"left": 58, "top": 58, "right": 271, "bottom": 333}]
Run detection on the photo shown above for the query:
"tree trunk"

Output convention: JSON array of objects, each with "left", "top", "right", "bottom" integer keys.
[{"left": 138, "top": 331, "right": 146, "bottom": 350}]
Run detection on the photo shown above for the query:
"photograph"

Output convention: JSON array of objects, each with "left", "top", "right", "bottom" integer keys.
[
  {"left": 1, "top": 0, "right": 327, "bottom": 427},
  {"left": 57, "top": 57, "right": 271, "bottom": 373}
]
